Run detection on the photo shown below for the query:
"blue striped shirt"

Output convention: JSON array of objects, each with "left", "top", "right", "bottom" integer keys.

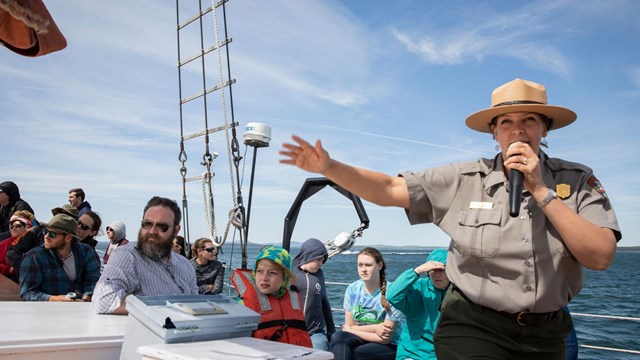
[{"left": 92, "top": 243, "right": 198, "bottom": 314}]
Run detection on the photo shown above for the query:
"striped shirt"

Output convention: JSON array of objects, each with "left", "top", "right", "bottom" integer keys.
[{"left": 92, "top": 243, "right": 198, "bottom": 314}]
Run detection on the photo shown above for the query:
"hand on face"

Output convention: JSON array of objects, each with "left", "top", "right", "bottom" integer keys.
[
  {"left": 279, "top": 135, "right": 331, "bottom": 174},
  {"left": 414, "top": 260, "right": 445, "bottom": 275},
  {"left": 504, "top": 141, "right": 545, "bottom": 193}
]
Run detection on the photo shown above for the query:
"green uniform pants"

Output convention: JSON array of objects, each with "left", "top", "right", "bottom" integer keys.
[{"left": 434, "top": 286, "right": 572, "bottom": 360}]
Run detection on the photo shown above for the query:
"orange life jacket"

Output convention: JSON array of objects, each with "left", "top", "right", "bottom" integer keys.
[{"left": 231, "top": 269, "right": 312, "bottom": 348}]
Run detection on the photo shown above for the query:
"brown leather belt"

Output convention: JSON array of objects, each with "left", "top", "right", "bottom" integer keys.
[
  {"left": 452, "top": 285, "right": 557, "bottom": 327},
  {"left": 497, "top": 310, "right": 555, "bottom": 327}
]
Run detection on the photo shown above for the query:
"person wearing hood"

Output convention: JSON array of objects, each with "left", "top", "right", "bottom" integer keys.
[
  {"left": 0, "top": 181, "right": 34, "bottom": 240},
  {"left": 103, "top": 221, "right": 128, "bottom": 265},
  {"left": 231, "top": 245, "right": 313, "bottom": 348},
  {"left": 386, "top": 248, "right": 449, "bottom": 360},
  {"left": 293, "top": 238, "right": 336, "bottom": 351}
]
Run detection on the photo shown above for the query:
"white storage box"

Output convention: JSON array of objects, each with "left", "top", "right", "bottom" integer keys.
[
  {"left": 137, "top": 337, "right": 333, "bottom": 360},
  {"left": 121, "top": 294, "right": 260, "bottom": 360}
]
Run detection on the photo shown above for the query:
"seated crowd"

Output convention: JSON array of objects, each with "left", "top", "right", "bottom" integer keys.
[{"left": 0, "top": 181, "right": 577, "bottom": 359}]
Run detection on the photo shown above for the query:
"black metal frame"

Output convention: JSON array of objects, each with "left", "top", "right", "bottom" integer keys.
[{"left": 282, "top": 177, "right": 369, "bottom": 251}]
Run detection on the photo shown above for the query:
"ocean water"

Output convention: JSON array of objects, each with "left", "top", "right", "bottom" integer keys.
[{"left": 98, "top": 241, "right": 639, "bottom": 359}]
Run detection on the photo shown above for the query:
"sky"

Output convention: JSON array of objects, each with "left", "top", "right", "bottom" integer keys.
[{"left": 1, "top": 0, "right": 639, "bottom": 249}]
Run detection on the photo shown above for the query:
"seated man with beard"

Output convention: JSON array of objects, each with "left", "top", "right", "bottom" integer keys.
[{"left": 92, "top": 196, "right": 198, "bottom": 314}]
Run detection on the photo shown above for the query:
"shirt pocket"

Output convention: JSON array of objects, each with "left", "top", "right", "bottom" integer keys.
[{"left": 454, "top": 209, "right": 502, "bottom": 257}]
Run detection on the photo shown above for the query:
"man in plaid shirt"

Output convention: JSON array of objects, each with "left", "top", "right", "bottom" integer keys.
[{"left": 19, "top": 213, "right": 101, "bottom": 301}]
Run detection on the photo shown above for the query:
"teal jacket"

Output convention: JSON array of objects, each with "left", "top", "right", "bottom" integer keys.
[{"left": 386, "top": 248, "right": 448, "bottom": 360}]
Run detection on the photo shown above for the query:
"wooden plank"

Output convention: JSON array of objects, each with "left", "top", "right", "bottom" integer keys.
[{"left": 0, "top": 273, "right": 21, "bottom": 301}]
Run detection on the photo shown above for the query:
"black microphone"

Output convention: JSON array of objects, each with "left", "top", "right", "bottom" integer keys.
[{"left": 509, "top": 168, "right": 523, "bottom": 217}]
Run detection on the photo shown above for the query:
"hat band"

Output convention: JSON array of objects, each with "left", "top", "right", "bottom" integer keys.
[{"left": 493, "top": 100, "right": 545, "bottom": 107}]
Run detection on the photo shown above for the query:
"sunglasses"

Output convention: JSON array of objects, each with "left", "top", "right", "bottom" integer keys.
[
  {"left": 141, "top": 220, "right": 171, "bottom": 233},
  {"left": 10, "top": 223, "right": 25, "bottom": 230},
  {"left": 44, "top": 229, "right": 63, "bottom": 239},
  {"left": 204, "top": 247, "right": 217, "bottom": 253},
  {"left": 78, "top": 221, "right": 91, "bottom": 231}
]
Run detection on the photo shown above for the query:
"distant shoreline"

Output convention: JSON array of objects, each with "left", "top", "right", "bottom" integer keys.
[{"left": 258, "top": 242, "right": 640, "bottom": 252}]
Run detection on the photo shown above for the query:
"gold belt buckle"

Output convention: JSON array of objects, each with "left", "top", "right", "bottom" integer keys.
[{"left": 516, "top": 311, "right": 529, "bottom": 326}]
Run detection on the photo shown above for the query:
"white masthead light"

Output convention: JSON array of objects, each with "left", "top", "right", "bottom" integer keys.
[{"left": 243, "top": 122, "right": 271, "bottom": 148}]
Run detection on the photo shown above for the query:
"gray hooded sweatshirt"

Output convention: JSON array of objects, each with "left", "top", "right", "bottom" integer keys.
[
  {"left": 292, "top": 238, "right": 335, "bottom": 338},
  {"left": 103, "top": 221, "right": 128, "bottom": 265}
]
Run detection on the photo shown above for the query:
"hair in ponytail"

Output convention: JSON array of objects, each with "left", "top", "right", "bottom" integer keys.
[{"left": 358, "top": 247, "right": 390, "bottom": 312}]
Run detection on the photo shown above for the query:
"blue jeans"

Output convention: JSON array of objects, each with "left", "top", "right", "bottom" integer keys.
[
  {"left": 310, "top": 331, "right": 330, "bottom": 351},
  {"left": 330, "top": 331, "right": 397, "bottom": 360}
]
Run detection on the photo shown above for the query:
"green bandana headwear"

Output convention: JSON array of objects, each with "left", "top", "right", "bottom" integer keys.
[{"left": 253, "top": 245, "right": 292, "bottom": 298}]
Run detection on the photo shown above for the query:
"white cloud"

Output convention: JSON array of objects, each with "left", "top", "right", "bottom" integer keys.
[{"left": 390, "top": 1, "right": 575, "bottom": 77}]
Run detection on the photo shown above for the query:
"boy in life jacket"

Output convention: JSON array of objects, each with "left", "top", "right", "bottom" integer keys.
[{"left": 231, "top": 245, "right": 312, "bottom": 348}]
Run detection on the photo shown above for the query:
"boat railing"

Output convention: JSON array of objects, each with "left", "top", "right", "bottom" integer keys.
[{"left": 325, "top": 281, "right": 640, "bottom": 357}]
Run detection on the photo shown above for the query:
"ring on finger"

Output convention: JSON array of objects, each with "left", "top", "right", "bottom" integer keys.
[{"left": 523, "top": 157, "right": 528, "bottom": 165}]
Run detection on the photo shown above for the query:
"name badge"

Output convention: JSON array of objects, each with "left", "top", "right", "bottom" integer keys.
[{"left": 470, "top": 201, "right": 493, "bottom": 209}]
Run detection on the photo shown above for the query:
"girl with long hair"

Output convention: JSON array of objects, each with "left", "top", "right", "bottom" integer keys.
[{"left": 330, "top": 247, "right": 403, "bottom": 360}]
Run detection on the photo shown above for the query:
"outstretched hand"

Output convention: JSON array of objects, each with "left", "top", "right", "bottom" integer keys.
[{"left": 279, "top": 135, "right": 331, "bottom": 174}]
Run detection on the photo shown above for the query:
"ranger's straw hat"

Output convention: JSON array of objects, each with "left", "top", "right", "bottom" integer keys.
[{"left": 465, "top": 78, "right": 577, "bottom": 133}]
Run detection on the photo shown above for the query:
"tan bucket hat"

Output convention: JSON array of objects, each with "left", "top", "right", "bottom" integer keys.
[
  {"left": 465, "top": 79, "right": 577, "bottom": 133},
  {"left": 51, "top": 204, "right": 79, "bottom": 220},
  {"left": 41, "top": 214, "right": 80, "bottom": 239}
]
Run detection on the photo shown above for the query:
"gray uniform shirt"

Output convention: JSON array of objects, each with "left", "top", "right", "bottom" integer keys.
[
  {"left": 93, "top": 243, "right": 198, "bottom": 314},
  {"left": 402, "top": 152, "right": 621, "bottom": 313}
]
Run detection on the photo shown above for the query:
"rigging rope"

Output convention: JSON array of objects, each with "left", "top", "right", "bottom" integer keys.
[
  {"left": 176, "top": 0, "right": 245, "bottom": 253},
  {"left": 176, "top": 1, "right": 191, "bottom": 256},
  {"left": 201, "top": 171, "right": 216, "bottom": 241},
  {"left": 206, "top": 0, "right": 243, "bottom": 247}
]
